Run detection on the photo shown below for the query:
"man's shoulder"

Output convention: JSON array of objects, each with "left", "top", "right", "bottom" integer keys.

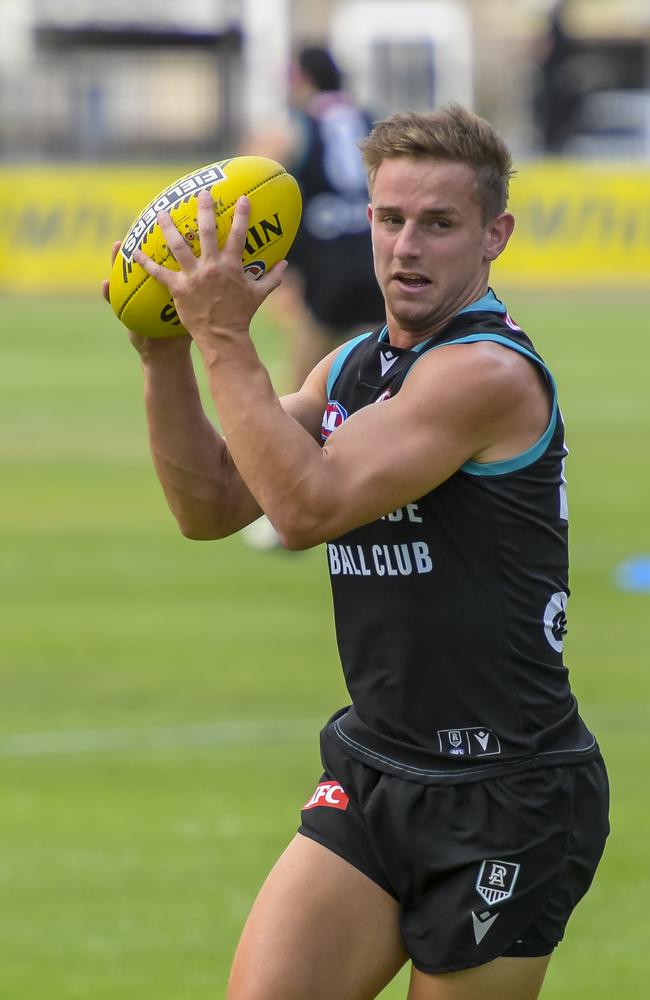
[
  {"left": 410, "top": 336, "right": 533, "bottom": 388},
  {"left": 401, "top": 334, "right": 547, "bottom": 436}
]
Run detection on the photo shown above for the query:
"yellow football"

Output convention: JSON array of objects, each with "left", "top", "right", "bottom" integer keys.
[{"left": 109, "top": 155, "right": 302, "bottom": 338}]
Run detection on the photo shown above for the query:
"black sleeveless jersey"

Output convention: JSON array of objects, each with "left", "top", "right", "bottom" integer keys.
[
  {"left": 289, "top": 91, "right": 374, "bottom": 244},
  {"left": 321, "top": 290, "right": 599, "bottom": 783}
]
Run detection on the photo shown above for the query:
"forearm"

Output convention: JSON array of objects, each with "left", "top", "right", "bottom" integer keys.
[
  {"left": 199, "top": 334, "right": 328, "bottom": 548},
  {"left": 139, "top": 342, "right": 261, "bottom": 538},
  {"left": 130, "top": 194, "right": 332, "bottom": 546}
]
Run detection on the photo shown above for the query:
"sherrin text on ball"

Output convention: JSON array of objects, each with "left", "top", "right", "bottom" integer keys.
[{"left": 109, "top": 155, "right": 302, "bottom": 338}]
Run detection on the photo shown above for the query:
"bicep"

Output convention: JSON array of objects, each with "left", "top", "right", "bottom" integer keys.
[
  {"left": 310, "top": 349, "right": 527, "bottom": 540},
  {"left": 319, "top": 389, "right": 476, "bottom": 530}
]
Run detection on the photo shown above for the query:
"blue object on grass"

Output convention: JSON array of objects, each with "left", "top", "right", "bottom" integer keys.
[{"left": 614, "top": 556, "right": 650, "bottom": 592}]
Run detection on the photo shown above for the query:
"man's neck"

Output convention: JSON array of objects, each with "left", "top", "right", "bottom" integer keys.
[{"left": 386, "top": 284, "right": 492, "bottom": 350}]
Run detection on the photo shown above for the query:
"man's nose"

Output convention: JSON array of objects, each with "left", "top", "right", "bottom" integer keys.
[{"left": 393, "top": 223, "right": 420, "bottom": 259}]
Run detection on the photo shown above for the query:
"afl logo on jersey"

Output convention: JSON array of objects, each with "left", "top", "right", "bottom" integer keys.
[{"left": 321, "top": 400, "right": 348, "bottom": 440}]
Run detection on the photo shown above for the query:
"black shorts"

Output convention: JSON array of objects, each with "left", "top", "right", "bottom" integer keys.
[
  {"left": 298, "top": 731, "right": 609, "bottom": 975},
  {"left": 289, "top": 233, "right": 385, "bottom": 332}
]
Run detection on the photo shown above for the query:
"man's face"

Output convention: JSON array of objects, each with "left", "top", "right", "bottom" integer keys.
[{"left": 368, "top": 157, "right": 507, "bottom": 337}]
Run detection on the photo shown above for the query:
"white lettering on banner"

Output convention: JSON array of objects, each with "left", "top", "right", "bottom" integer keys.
[{"left": 328, "top": 541, "right": 433, "bottom": 577}]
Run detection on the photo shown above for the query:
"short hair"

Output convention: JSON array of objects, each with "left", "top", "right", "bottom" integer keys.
[
  {"left": 360, "top": 105, "right": 515, "bottom": 220},
  {"left": 297, "top": 46, "right": 343, "bottom": 93}
]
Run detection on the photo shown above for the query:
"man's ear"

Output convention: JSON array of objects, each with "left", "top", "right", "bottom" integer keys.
[
  {"left": 367, "top": 203, "right": 373, "bottom": 225},
  {"left": 485, "top": 212, "right": 515, "bottom": 262}
]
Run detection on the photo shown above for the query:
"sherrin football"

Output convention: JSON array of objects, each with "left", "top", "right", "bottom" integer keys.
[{"left": 109, "top": 155, "right": 302, "bottom": 338}]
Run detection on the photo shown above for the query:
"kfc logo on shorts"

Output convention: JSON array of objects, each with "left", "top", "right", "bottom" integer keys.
[
  {"left": 321, "top": 400, "right": 348, "bottom": 440},
  {"left": 303, "top": 781, "right": 350, "bottom": 811}
]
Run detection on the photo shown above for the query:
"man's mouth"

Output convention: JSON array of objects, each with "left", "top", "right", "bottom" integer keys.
[{"left": 392, "top": 272, "right": 431, "bottom": 287}]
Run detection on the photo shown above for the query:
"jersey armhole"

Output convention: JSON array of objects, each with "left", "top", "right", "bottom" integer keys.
[
  {"left": 326, "top": 329, "right": 381, "bottom": 397},
  {"left": 408, "top": 332, "right": 558, "bottom": 477}
]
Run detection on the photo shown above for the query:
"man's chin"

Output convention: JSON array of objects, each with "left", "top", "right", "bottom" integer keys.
[{"left": 388, "top": 304, "right": 437, "bottom": 335}]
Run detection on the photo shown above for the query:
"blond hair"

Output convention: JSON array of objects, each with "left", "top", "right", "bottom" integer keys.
[{"left": 360, "top": 105, "right": 515, "bottom": 220}]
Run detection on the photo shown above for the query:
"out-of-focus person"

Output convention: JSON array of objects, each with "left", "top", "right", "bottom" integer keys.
[
  {"left": 243, "top": 45, "right": 385, "bottom": 391},
  {"left": 242, "top": 45, "right": 385, "bottom": 550},
  {"left": 532, "top": 0, "right": 584, "bottom": 153}
]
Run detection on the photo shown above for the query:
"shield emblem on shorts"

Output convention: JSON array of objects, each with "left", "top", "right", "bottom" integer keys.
[{"left": 476, "top": 860, "right": 520, "bottom": 906}]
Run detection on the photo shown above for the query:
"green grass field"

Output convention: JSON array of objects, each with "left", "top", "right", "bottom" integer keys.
[{"left": 1, "top": 290, "right": 648, "bottom": 998}]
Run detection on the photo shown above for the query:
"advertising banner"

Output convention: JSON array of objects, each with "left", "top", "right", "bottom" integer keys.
[{"left": 1, "top": 161, "right": 649, "bottom": 293}]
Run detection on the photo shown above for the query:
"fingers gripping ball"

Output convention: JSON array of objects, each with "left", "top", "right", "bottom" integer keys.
[{"left": 109, "top": 156, "right": 302, "bottom": 338}]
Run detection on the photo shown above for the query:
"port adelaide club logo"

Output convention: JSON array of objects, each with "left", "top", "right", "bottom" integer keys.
[
  {"left": 471, "top": 859, "right": 521, "bottom": 945},
  {"left": 476, "top": 859, "right": 520, "bottom": 906}
]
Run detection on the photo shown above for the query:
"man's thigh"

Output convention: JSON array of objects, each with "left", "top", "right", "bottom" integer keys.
[
  {"left": 227, "top": 833, "right": 408, "bottom": 1000},
  {"left": 408, "top": 954, "right": 551, "bottom": 1000}
]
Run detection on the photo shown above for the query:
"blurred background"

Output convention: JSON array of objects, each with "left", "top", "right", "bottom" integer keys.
[
  {"left": 0, "top": 1, "right": 648, "bottom": 998},
  {"left": 2, "top": 0, "right": 650, "bottom": 292}
]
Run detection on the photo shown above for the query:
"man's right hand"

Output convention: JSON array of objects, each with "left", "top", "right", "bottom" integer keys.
[{"left": 102, "top": 239, "right": 191, "bottom": 358}]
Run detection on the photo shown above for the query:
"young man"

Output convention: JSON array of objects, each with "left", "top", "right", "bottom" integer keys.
[{"left": 109, "top": 106, "right": 609, "bottom": 999}]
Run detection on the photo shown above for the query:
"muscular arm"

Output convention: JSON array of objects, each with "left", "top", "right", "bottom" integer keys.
[
  {"left": 134, "top": 334, "right": 329, "bottom": 540},
  {"left": 137, "top": 335, "right": 254, "bottom": 539},
  {"left": 102, "top": 239, "right": 329, "bottom": 540},
  {"left": 133, "top": 193, "right": 550, "bottom": 549},
  {"left": 203, "top": 335, "right": 548, "bottom": 548}
]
